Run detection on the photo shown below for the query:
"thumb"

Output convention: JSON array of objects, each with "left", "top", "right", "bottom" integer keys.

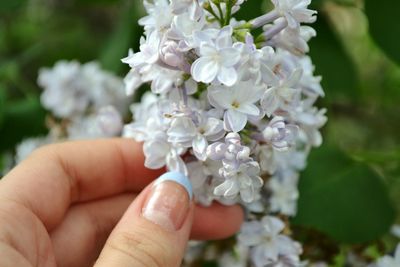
[{"left": 94, "top": 172, "right": 194, "bottom": 267}]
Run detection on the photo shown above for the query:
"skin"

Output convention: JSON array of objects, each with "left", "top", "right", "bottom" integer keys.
[{"left": 0, "top": 138, "right": 244, "bottom": 267}]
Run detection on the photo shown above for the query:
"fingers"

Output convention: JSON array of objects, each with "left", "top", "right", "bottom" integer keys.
[
  {"left": 95, "top": 172, "right": 194, "bottom": 267},
  {"left": 192, "top": 202, "right": 244, "bottom": 240},
  {"left": 51, "top": 194, "right": 243, "bottom": 267},
  {"left": 51, "top": 194, "right": 136, "bottom": 267},
  {"left": 0, "top": 139, "right": 163, "bottom": 230}
]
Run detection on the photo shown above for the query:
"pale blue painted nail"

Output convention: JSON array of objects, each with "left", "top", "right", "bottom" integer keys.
[{"left": 154, "top": 172, "right": 193, "bottom": 200}]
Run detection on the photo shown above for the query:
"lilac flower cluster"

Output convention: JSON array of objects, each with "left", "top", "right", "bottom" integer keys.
[
  {"left": 122, "top": 0, "right": 326, "bottom": 266},
  {"left": 10, "top": 0, "right": 327, "bottom": 265},
  {"left": 14, "top": 61, "right": 127, "bottom": 164}
]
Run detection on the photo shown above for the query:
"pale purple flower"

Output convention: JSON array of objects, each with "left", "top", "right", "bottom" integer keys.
[
  {"left": 261, "top": 68, "right": 302, "bottom": 117},
  {"left": 238, "top": 216, "right": 302, "bottom": 266},
  {"left": 268, "top": 170, "right": 300, "bottom": 216},
  {"left": 167, "top": 111, "right": 225, "bottom": 161},
  {"left": 263, "top": 116, "right": 299, "bottom": 151}
]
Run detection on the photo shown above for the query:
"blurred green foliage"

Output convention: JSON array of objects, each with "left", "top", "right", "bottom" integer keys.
[{"left": 1, "top": 0, "right": 400, "bottom": 261}]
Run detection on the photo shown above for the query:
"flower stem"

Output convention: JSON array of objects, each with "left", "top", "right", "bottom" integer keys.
[{"left": 224, "top": 0, "right": 233, "bottom": 26}]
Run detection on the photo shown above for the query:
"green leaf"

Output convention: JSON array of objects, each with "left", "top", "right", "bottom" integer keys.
[
  {"left": 293, "top": 146, "right": 395, "bottom": 243},
  {"left": 235, "top": 0, "right": 265, "bottom": 21},
  {"left": 0, "top": 0, "right": 27, "bottom": 13},
  {"left": 309, "top": 13, "right": 359, "bottom": 102},
  {"left": 0, "top": 86, "right": 6, "bottom": 128},
  {"left": 0, "top": 97, "right": 47, "bottom": 152},
  {"left": 100, "top": 3, "right": 143, "bottom": 74},
  {"left": 365, "top": 0, "right": 400, "bottom": 66}
]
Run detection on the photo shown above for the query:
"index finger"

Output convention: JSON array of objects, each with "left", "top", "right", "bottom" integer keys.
[{"left": 0, "top": 138, "right": 163, "bottom": 230}]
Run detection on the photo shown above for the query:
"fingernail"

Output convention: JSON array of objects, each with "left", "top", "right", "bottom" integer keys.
[{"left": 142, "top": 172, "right": 192, "bottom": 231}]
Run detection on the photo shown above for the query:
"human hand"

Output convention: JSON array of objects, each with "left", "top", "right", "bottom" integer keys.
[{"left": 0, "top": 139, "right": 243, "bottom": 267}]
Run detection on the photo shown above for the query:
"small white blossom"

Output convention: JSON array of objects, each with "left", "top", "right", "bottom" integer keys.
[
  {"left": 124, "top": 68, "right": 143, "bottom": 96},
  {"left": 375, "top": 244, "right": 400, "bottom": 267},
  {"left": 39, "top": 61, "right": 126, "bottom": 119},
  {"left": 271, "top": 0, "right": 317, "bottom": 29},
  {"left": 167, "top": 111, "right": 225, "bottom": 161},
  {"left": 208, "top": 81, "right": 263, "bottom": 132},
  {"left": 170, "top": 0, "right": 204, "bottom": 19},
  {"left": 191, "top": 26, "right": 241, "bottom": 86},
  {"left": 96, "top": 106, "right": 124, "bottom": 137},
  {"left": 268, "top": 25, "right": 316, "bottom": 55},
  {"left": 268, "top": 170, "right": 300, "bottom": 216},
  {"left": 261, "top": 68, "right": 302, "bottom": 117},
  {"left": 39, "top": 61, "right": 89, "bottom": 118},
  {"left": 139, "top": 0, "right": 174, "bottom": 32},
  {"left": 122, "top": 31, "right": 161, "bottom": 69},
  {"left": 187, "top": 159, "right": 224, "bottom": 206},
  {"left": 263, "top": 116, "right": 299, "bottom": 151},
  {"left": 214, "top": 160, "right": 263, "bottom": 203},
  {"left": 208, "top": 133, "right": 264, "bottom": 203},
  {"left": 235, "top": 34, "right": 277, "bottom": 84},
  {"left": 238, "top": 216, "right": 303, "bottom": 267}
]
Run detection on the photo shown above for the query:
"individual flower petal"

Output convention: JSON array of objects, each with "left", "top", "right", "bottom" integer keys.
[
  {"left": 225, "top": 109, "right": 248, "bottom": 132},
  {"left": 191, "top": 57, "right": 219, "bottom": 83}
]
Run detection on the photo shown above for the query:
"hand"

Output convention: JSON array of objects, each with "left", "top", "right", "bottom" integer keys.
[{"left": 0, "top": 139, "right": 243, "bottom": 267}]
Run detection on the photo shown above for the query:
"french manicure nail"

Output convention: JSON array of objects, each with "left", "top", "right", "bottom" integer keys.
[{"left": 142, "top": 172, "right": 192, "bottom": 231}]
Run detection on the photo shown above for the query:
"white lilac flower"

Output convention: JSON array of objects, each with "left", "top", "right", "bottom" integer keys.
[
  {"left": 271, "top": 0, "right": 317, "bottom": 29},
  {"left": 67, "top": 115, "right": 104, "bottom": 140},
  {"left": 121, "top": 31, "right": 161, "bottom": 69},
  {"left": 167, "top": 108, "right": 225, "bottom": 161},
  {"left": 168, "top": 12, "right": 206, "bottom": 51},
  {"left": 67, "top": 107, "right": 123, "bottom": 140},
  {"left": 143, "top": 133, "right": 188, "bottom": 174},
  {"left": 123, "top": 94, "right": 167, "bottom": 142},
  {"left": 39, "top": 61, "right": 126, "bottom": 118},
  {"left": 159, "top": 40, "right": 185, "bottom": 68},
  {"left": 191, "top": 26, "right": 241, "bottom": 86},
  {"left": 207, "top": 133, "right": 264, "bottom": 203},
  {"left": 208, "top": 81, "right": 264, "bottom": 132},
  {"left": 170, "top": 0, "right": 204, "bottom": 20},
  {"left": 218, "top": 245, "right": 249, "bottom": 267},
  {"left": 298, "top": 56, "right": 324, "bottom": 97},
  {"left": 375, "top": 244, "right": 400, "bottom": 267},
  {"left": 39, "top": 60, "right": 89, "bottom": 118},
  {"left": 124, "top": 68, "right": 143, "bottom": 96},
  {"left": 167, "top": 111, "right": 225, "bottom": 160},
  {"left": 234, "top": 34, "right": 277, "bottom": 84},
  {"left": 262, "top": 116, "right": 299, "bottom": 151},
  {"left": 264, "top": 254, "right": 304, "bottom": 267},
  {"left": 139, "top": 0, "right": 174, "bottom": 32},
  {"left": 257, "top": 144, "right": 279, "bottom": 175},
  {"left": 295, "top": 107, "right": 327, "bottom": 147},
  {"left": 187, "top": 159, "right": 224, "bottom": 206},
  {"left": 268, "top": 25, "right": 316, "bottom": 56},
  {"left": 207, "top": 133, "right": 252, "bottom": 169},
  {"left": 81, "top": 62, "right": 127, "bottom": 112},
  {"left": 96, "top": 106, "right": 124, "bottom": 137},
  {"left": 238, "top": 216, "right": 302, "bottom": 267},
  {"left": 261, "top": 68, "right": 302, "bottom": 117},
  {"left": 215, "top": 160, "right": 264, "bottom": 203},
  {"left": 268, "top": 170, "right": 300, "bottom": 216}
]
